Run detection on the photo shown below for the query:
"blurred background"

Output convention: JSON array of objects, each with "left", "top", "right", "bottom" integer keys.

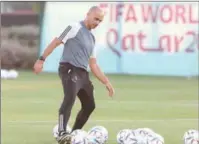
[
  {"left": 1, "top": 2, "right": 198, "bottom": 144},
  {"left": 1, "top": 1, "right": 198, "bottom": 76},
  {"left": 1, "top": 2, "right": 44, "bottom": 71}
]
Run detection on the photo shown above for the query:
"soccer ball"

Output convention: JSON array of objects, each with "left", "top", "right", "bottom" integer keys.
[
  {"left": 52, "top": 124, "right": 72, "bottom": 138},
  {"left": 87, "top": 126, "right": 108, "bottom": 144},
  {"left": 71, "top": 134, "right": 88, "bottom": 144},
  {"left": 154, "top": 133, "right": 164, "bottom": 143},
  {"left": 183, "top": 129, "right": 199, "bottom": 144},
  {"left": 147, "top": 137, "right": 164, "bottom": 144},
  {"left": 71, "top": 129, "right": 88, "bottom": 138},
  {"left": 116, "top": 129, "right": 132, "bottom": 144},
  {"left": 125, "top": 131, "right": 148, "bottom": 144},
  {"left": 133, "top": 128, "right": 164, "bottom": 144},
  {"left": 53, "top": 124, "right": 59, "bottom": 138},
  {"left": 8, "top": 70, "right": 18, "bottom": 79},
  {"left": 1, "top": 69, "right": 8, "bottom": 79},
  {"left": 134, "top": 128, "right": 156, "bottom": 138}
]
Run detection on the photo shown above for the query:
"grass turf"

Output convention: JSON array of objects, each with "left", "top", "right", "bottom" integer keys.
[{"left": 1, "top": 71, "right": 198, "bottom": 144}]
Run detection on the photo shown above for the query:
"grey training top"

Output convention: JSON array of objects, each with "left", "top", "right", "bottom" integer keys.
[{"left": 58, "top": 21, "right": 96, "bottom": 70}]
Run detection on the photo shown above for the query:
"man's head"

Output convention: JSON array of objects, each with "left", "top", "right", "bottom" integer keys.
[{"left": 85, "top": 6, "right": 105, "bottom": 30}]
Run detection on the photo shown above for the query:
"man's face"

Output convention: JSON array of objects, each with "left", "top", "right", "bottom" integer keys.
[{"left": 88, "top": 10, "right": 104, "bottom": 29}]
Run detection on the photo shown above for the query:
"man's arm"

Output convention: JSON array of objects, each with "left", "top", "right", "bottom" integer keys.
[
  {"left": 89, "top": 58, "right": 109, "bottom": 85},
  {"left": 33, "top": 38, "right": 62, "bottom": 74},
  {"left": 40, "top": 38, "right": 62, "bottom": 60},
  {"left": 40, "top": 24, "right": 80, "bottom": 60},
  {"left": 40, "top": 25, "right": 73, "bottom": 60},
  {"left": 33, "top": 25, "right": 73, "bottom": 74},
  {"left": 89, "top": 45, "right": 110, "bottom": 85},
  {"left": 89, "top": 57, "right": 114, "bottom": 97}
]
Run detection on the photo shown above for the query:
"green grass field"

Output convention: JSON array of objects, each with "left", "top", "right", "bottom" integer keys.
[{"left": 1, "top": 71, "right": 198, "bottom": 144}]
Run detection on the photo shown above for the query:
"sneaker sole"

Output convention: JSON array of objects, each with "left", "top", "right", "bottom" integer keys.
[
  {"left": 63, "top": 135, "right": 71, "bottom": 144},
  {"left": 58, "top": 135, "right": 71, "bottom": 144}
]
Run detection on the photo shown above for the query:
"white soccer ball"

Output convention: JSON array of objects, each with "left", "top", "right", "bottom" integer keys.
[
  {"left": 155, "top": 133, "right": 164, "bottom": 143},
  {"left": 53, "top": 124, "right": 59, "bottom": 138},
  {"left": 1, "top": 69, "right": 8, "bottom": 79},
  {"left": 71, "top": 134, "right": 88, "bottom": 144},
  {"left": 52, "top": 124, "right": 72, "bottom": 138},
  {"left": 71, "top": 129, "right": 88, "bottom": 138},
  {"left": 8, "top": 70, "right": 18, "bottom": 79},
  {"left": 133, "top": 128, "right": 164, "bottom": 144},
  {"left": 87, "top": 126, "right": 108, "bottom": 144},
  {"left": 147, "top": 137, "right": 164, "bottom": 144},
  {"left": 183, "top": 129, "right": 199, "bottom": 144},
  {"left": 134, "top": 128, "right": 156, "bottom": 138},
  {"left": 117, "top": 129, "right": 132, "bottom": 144},
  {"left": 125, "top": 131, "right": 148, "bottom": 144}
]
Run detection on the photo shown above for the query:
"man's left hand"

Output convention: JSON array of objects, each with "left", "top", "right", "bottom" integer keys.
[{"left": 105, "top": 82, "right": 115, "bottom": 97}]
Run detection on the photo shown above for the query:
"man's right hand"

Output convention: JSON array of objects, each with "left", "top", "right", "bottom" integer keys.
[{"left": 33, "top": 60, "right": 44, "bottom": 74}]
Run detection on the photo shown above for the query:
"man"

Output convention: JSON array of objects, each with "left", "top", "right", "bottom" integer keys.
[{"left": 33, "top": 6, "right": 115, "bottom": 144}]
